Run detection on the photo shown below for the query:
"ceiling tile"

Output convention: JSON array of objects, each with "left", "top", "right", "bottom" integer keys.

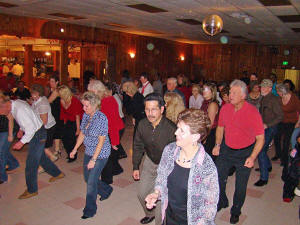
[
  {"left": 257, "top": 0, "right": 291, "bottom": 6},
  {"left": 176, "top": 19, "right": 202, "bottom": 25},
  {"left": 127, "top": 4, "right": 167, "bottom": 13},
  {"left": 268, "top": 5, "right": 298, "bottom": 15},
  {"left": 278, "top": 15, "right": 300, "bottom": 22}
]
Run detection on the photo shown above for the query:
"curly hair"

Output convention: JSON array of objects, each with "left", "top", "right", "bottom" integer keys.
[
  {"left": 164, "top": 92, "right": 185, "bottom": 123},
  {"left": 57, "top": 85, "right": 72, "bottom": 104},
  {"left": 87, "top": 79, "right": 107, "bottom": 101},
  {"left": 177, "top": 109, "right": 211, "bottom": 142}
]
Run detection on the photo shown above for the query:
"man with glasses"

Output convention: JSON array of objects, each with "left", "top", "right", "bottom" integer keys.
[{"left": 132, "top": 93, "right": 176, "bottom": 225}]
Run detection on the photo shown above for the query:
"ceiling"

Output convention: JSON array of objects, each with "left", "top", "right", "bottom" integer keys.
[{"left": 1, "top": 0, "right": 300, "bottom": 45}]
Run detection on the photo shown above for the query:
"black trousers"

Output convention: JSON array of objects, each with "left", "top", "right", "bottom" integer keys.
[
  {"left": 274, "top": 122, "right": 295, "bottom": 166},
  {"left": 203, "top": 128, "right": 216, "bottom": 161},
  {"left": 215, "top": 143, "right": 253, "bottom": 216},
  {"left": 61, "top": 121, "right": 77, "bottom": 158},
  {"left": 101, "top": 148, "right": 122, "bottom": 184}
]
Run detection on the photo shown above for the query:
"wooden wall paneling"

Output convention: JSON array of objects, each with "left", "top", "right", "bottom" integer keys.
[{"left": 24, "top": 45, "right": 33, "bottom": 86}]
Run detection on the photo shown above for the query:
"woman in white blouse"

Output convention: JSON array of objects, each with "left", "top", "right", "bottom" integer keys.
[
  {"left": 30, "top": 84, "right": 58, "bottom": 162},
  {"left": 189, "top": 84, "right": 203, "bottom": 109}
]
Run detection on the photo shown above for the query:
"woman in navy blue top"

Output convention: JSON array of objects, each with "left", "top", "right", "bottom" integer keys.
[{"left": 70, "top": 91, "right": 112, "bottom": 219}]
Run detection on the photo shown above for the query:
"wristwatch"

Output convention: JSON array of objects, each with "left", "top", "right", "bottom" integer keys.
[
  {"left": 90, "top": 158, "right": 97, "bottom": 162},
  {"left": 215, "top": 143, "right": 221, "bottom": 147}
]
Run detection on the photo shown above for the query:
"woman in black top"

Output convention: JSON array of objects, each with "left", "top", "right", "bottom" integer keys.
[
  {"left": 122, "top": 81, "right": 146, "bottom": 133},
  {"left": 48, "top": 75, "right": 63, "bottom": 158}
]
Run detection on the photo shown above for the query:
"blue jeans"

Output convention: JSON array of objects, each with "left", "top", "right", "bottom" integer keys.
[
  {"left": 0, "top": 132, "right": 19, "bottom": 181},
  {"left": 83, "top": 154, "right": 112, "bottom": 217},
  {"left": 258, "top": 125, "right": 278, "bottom": 181},
  {"left": 291, "top": 127, "right": 300, "bottom": 149},
  {"left": 26, "top": 127, "right": 61, "bottom": 193}
]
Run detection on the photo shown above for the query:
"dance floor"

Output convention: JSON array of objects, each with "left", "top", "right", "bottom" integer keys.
[{"left": 0, "top": 120, "right": 299, "bottom": 225}]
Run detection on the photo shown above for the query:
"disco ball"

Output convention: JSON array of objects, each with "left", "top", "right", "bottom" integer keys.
[{"left": 202, "top": 14, "right": 223, "bottom": 36}]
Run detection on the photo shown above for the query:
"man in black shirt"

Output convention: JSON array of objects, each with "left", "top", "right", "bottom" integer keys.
[
  {"left": 14, "top": 81, "right": 31, "bottom": 101},
  {"left": 133, "top": 93, "right": 176, "bottom": 225}
]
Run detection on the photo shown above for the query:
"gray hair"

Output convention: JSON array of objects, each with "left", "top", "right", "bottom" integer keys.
[
  {"left": 81, "top": 91, "right": 100, "bottom": 108},
  {"left": 87, "top": 79, "right": 107, "bottom": 100},
  {"left": 167, "top": 77, "right": 177, "bottom": 85},
  {"left": 230, "top": 79, "right": 248, "bottom": 96},
  {"left": 276, "top": 83, "right": 289, "bottom": 95}
]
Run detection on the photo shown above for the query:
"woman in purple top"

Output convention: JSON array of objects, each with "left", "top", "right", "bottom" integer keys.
[
  {"left": 145, "top": 109, "right": 219, "bottom": 225},
  {"left": 70, "top": 91, "right": 112, "bottom": 220}
]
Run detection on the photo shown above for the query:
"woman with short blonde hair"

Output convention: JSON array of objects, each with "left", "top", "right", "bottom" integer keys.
[
  {"left": 122, "top": 81, "right": 138, "bottom": 97},
  {"left": 164, "top": 92, "right": 185, "bottom": 124},
  {"left": 57, "top": 85, "right": 83, "bottom": 163}
]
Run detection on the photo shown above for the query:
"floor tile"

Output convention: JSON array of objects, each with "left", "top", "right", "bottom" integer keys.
[
  {"left": 63, "top": 197, "right": 86, "bottom": 210},
  {"left": 70, "top": 166, "right": 83, "bottom": 174},
  {"left": 118, "top": 217, "right": 140, "bottom": 225},
  {"left": 113, "top": 178, "right": 134, "bottom": 188},
  {"left": 219, "top": 211, "right": 247, "bottom": 224},
  {"left": 247, "top": 188, "right": 264, "bottom": 198}
]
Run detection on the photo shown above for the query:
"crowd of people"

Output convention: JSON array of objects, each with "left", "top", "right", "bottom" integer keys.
[{"left": 0, "top": 69, "right": 299, "bottom": 225}]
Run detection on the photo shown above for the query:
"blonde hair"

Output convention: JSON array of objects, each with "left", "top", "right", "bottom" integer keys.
[
  {"left": 164, "top": 92, "right": 185, "bottom": 123},
  {"left": 87, "top": 79, "right": 107, "bottom": 100},
  {"left": 192, "top": 84, "right": 201, "bottom": 93},
  {"left": 57, "top": 85, "right": 72, "bottom": 104},
  {"left": 122, "top": 81, "right": 138, "bottom": 96}
]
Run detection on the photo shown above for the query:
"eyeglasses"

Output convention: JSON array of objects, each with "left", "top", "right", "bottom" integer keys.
[{"left": 145, "top": 108, "right": 160, "bottom": 113}]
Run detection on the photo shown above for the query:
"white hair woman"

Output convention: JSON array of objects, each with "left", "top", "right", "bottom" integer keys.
[{"left": 88, "top": 79, "right": 125, "bottom": 186}]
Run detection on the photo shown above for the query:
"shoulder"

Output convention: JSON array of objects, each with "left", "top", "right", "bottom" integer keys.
[
  {"left": 162, "top": 117, "right": 177, "bottom": 129},
  {"left": 96, "top": 111, "right": 108, "bottom": 122},
  {"left": 163, "top": 142, "right": 177, "bottom": 155}
]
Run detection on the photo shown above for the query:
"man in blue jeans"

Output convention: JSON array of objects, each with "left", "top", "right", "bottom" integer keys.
[
  {"left": 254, "top": 79, "right": 283, "bottom": 186},
  {"left": 0, "top": 97, "right": 65, "bottom": 199}
]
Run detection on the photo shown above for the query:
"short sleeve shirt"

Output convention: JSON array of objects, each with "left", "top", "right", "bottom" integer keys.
[
  {"left": 218, "top": 101, "right": 264, "bottom": 149},
  {"left": 80, "top": 110, "right": 111, "bottom": 159},
  {"left": 32, "top": 96, "right": 56, "bottom": 129}
]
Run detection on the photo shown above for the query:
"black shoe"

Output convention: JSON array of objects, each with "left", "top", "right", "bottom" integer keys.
[
  {"left": 0, "top": 180, "right": 4, "bottom": 184},
  {"left": 271, "top": 156, "right": 279, "bottom": 161},
  {"left": 217, "top": 202, "right": 229, "bottom": 212},
  {"left": 100, "top": 187, "right": 113, "bottom": 201},
  {"left": 81, "top": 215, "right": 90, "bottom": 219},
  {"left": 230, "top": 215, "right": 239, "bottom": 224},
  {"left": 112, "top": 168, "right": 124, "bottom": 176},
  {"left": 255, "top": 167, "right": 272, "bottom": 172},
  {"left": 140, "top": 216, "right": 155, "bottom": 224},
  {"left": 254, "top": 179, "right": 268, "bottom": 186}
]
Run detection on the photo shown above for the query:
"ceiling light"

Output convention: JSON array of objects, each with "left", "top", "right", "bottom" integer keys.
[{"left": 45, "top": 51, "right": 51, "bottom": 56}]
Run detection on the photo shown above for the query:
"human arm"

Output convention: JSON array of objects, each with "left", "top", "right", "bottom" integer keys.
[
  {"left": 87, "top": 135, "right": 106, "bottom": 170},
  {"left": 75, "top": 115, "right": 80, "bottom": 136},
  {"left": 132, "top": 122, "right": 146, "bottom": 179},
  {"left": 48, "top": 90, "right": 58, "bottom": 103},
  {"left": 196, "top": 165, "right": 219, "bottom": 224},
  {"left": 7, "top": 113, "right": 14, "bottom": 142},
  {"left": 70, "top": 131, "right": 85, "bottom": 158},
  {"left": 244, "top": 134, "right": 264, "bottom": 168},
  {"left": 40, "top": 113, "right": 48, "bottom": 126},
  {"left": 207, "top": 102, "right": 218, "bottom": 128},
  {"left": 212, "top": 126, "right": 224, "bottom": 156}
]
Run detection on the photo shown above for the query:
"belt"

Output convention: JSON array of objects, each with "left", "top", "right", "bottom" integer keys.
[{"left": 228, "top": 142, "right": 255, "bottom": 151}]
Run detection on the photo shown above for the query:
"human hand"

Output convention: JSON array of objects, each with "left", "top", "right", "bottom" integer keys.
[
  {"left": 87, "top": 160, "right": 95, "bottom": 170},
  {"left": 145, "top": 192, "right": 159, "bottom": 209},
  {"left": 112, "top": 145, "right": 118, "bottom": 150},
  {"left": 70, "top": 150, "right": 77, "bottom": 159},
  {"left": 7, "top": 135, "right": 13, "bottom": 142},
  {"left": 264, "top": 124, "right": 268, "bottom": 129},
  {"left": 17, "top": 130, "right": 23, "bottom": 139},
  {"left": 13, "top": 141, "right": 24, "bottom": 150},
  {"left": 295, "top": 122, "right": 300, "bottom": 128},
  {"left": 132, "top": 170, "right": 140, "bottom": 180},
  {"left": 75, "top": 129, "right": 80, "bottom": 136},
  {"left": 212, "top": 146, "right": 220, "bottom": 156},
  {"left": 244, "top": 156, "right": 255, "bottom": 168},
  {"left": 132, "top": 118, "right": 135, "bottom": 126}
]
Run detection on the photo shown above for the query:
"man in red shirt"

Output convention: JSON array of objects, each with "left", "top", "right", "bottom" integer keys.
[{"left": 212, "top": 79, "right": 264, "bottom": 224}]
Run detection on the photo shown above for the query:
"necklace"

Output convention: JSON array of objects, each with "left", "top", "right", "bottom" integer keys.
[{"left": 177, "top": 158, "right": 191, "bottom": 163}]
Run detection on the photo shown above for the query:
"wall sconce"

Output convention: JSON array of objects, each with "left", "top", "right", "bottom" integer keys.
[
  {"left": 45, "top": 51, "right": 51, "bottom": 56},
  {"left": 180, "top": 55, "right": 185, "bottom": 61},
  {"left": 129, "top": 52, "right": 135, "bottom": 59},
  {"left": 60, "top": 28, "right": 65, "bottom": 33}
]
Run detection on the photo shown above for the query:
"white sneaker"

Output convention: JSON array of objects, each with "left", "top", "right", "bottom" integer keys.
[{"left": 294, "top": 187, "right": 300, "bottom": 196}]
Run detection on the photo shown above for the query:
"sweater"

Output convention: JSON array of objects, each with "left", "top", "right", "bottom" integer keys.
[{"left": 155, "top": 142, "right": 219, "bottom": 225}]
